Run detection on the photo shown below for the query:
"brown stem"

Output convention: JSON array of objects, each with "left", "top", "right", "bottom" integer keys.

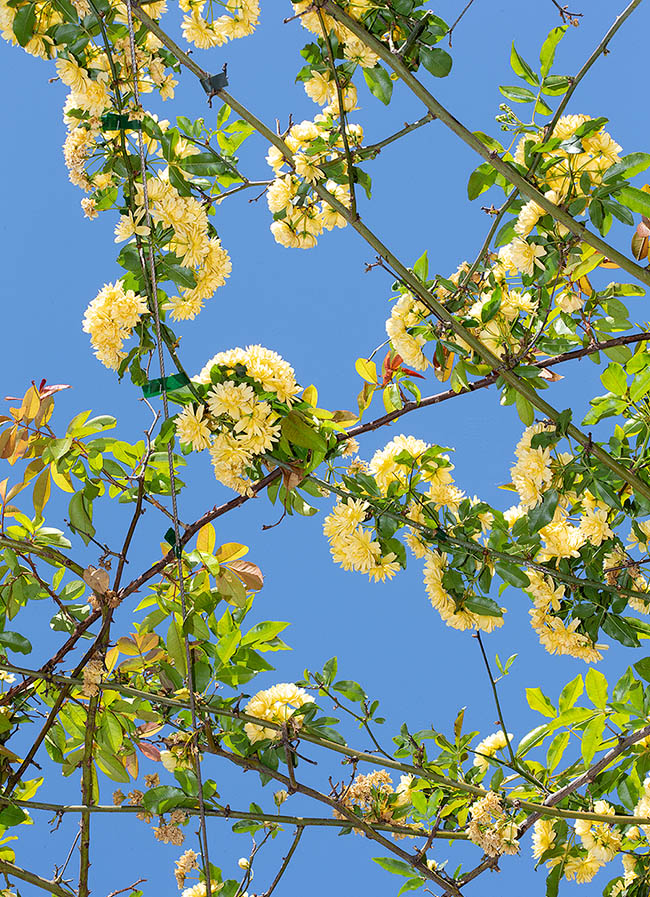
[{"left": 344, "top": 331, "right": 650, "bottom": 440}]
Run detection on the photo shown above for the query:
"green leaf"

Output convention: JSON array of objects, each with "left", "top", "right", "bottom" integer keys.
[
  {"left": 558, "top": 674, "right": 583, "bottom": 712},
  {"left": 68, "top": 491, "right": 95, "bottom": 545},
  {"left": 617, "top": 185, "right": 650, "bottom": 217},
  {"left": 0, "top": 631, "right": 32, "bottom": 654},
  {"left": 0, "top": 804, "right": 27, "bottom": 827},
  {"left": 494, "top": 560, "right": 530, "bottom": 589},
  {"left": 419, "top": 46, "right": 452, "bottom": 78},
  {"left": 13, "top": 2, "right": 36, "bottom": 46},
  {"left": 604, "top": 152, "right": 650, "bottom": 181},
  {"left": 581, "top": 715, "right": 605, "bottom": 765},
  {"left": 322, "top": 656, "right": 338, "bottom": 686},
  {"left": 539, "top": 26, "right": 566, "bottom": 77},
  {"left": 143, "top": 785, "right": 189, "bottom": 814},
  {"left": 95, "top": 749, "right": 130, "bottom": 783},
  {"left": 463, "top": 594, "right": 503, "bottom": 617},
  {"left": 332, "top": 680, "right": 366, "bottom": 703},
  {"left": 633, "top": 657, "right": 650, "bottom": 681},
  {"left": 241, "top": 621, "right": 288, "bottom": 647},
  {"left": 526, "top": 687, "right": 556, "bottom": 717},
  {"left": 166, "top": 618, "right": 187, "bottom": 677},
  {"left": 178, "top": 153, "right": 229, "bottom": 177},
  {"left": 585, "top": 668, "right": 608, "bottom": 709},
  {"left": 515, "top": 392, "right": 534, "bottom": 426},
  {"left": 545, "top": 860, "right": 562, "bottom": 897},
  {"left": 363, "top": 65, "right": 393, "bottom": 104},
  {"left": 541, "top": 75, "right": 570, "bottom": 96},
  {"left": 600, "top": 362, "right": 627, "bottom": 396},
  {"left": 397, "top": 879, "right": 425, "bottom": 895},
  {"left": 603, "top": 614, "right": 639, "bottom": 647},
  {"left": 528, "top": 489, "right": 559, "bottom": 534},
  {"left": 412, "top": 251, "right": 428, "bottom": 281},
  {"left": 373, "top": 857, "right": 415, "bottom": 878},
  {"left": 510, "top": 43, "right": 538, "bottom": 85},
  {"left": 546, "top": 730, "right": 569, "bottom": 773},
  {"left": 281, "top": 412, "right": 326, "bottom": 453},
  {"left": 158, "top": 259, "right": 197, "bottom": 290},
  {"left": 630, "top": 368, "right": 650, "bottom": 403},
  {"left": 499, "top": 85, "right": 537, "bottom": 103},
  {"left": 467, "top": 163, "right": 497, "bottom": 201}
]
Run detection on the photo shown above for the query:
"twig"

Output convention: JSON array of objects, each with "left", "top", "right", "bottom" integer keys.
[
  {"left": 0, "top": 860, "right": 75, "bottom": 897},
  {"left": 447, "top": 0, "right": 478, "bottom": 46},
  {"left": 261, "top": 826, "right": 304, "bottom": 897},
  {"left": 106, "top": 879, "right": 146, "bottom": 897},
  {"left": 474, "top": 632, "right": 517, "bottom": 766}
]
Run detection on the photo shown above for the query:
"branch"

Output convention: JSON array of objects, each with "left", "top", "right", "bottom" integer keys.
[
  {"left": 446, "top": 0, "right": 479, "bottom": 46},
  {"left": 0, "top": 536, "right": 85, "bottom": 577},
  {"left": 0, "top": 860, "right": 75, "bottom": 897},
  {"left": 0, "top": 795, "right": 464, "bottom": 839},
  {"left": 316, "top": 6, "right": 357, "bottom": 217},
  {"left": 343, "top": 331, "right": 650, "bottom": 441},
  {"left": 78, "top": 691, "right": 100, "bottom": 897}
]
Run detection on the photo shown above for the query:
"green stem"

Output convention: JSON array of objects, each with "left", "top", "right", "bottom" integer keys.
[
  {"left": 4, "top": 661, "right": 650, "bottom": 826},
  {"left": 0, "top": 860, "right": 74, "bottom": 897},
  {"left": 0, "top": 795, "right": 461, "bottom": 838}
]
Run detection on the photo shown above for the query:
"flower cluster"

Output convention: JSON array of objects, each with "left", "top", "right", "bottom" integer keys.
[
  {"left": 181, "top": 0, "right": 259, "bottom": 49},
  {"left": 82, "top": 281, "right": 149, "bottom": 370},
  {"left": 526, "top": 570, "right": 605, "bottom": 663},
  {"left": 154, "top": 810, "right": 187, "bottom": 846},
  {"left": 265, "top": 117, "right": 358, "bottom": 248},
  {"left": 323, "top": 498, "right": 401, "bottom": 583},
  {"left": 135, "top": 175, "right": 232, "bottom": 322},
  {"left": 81, "top": 653, "right": 105, "bottom": 697},
  {"left": 325, "top": 434, "right": 506, "bottom": 631},
  {"left": 243, "top": 682, "right": 314, "bottom": 743},
  {"left": 532, "top": 801, "right": 631, "bottom": 886},
  {"left": 174, "top": 345, "right": 302, "bottom": 495},
  {"left": 160, "top": 732, "right": 195, "bottom": 773},
  {"left": 334, "top": 769, "right": 414, "bottom": 832},
  {"left": 467, "top": 792, "right": 519, "bottom": 857},
  {"left": 2, "top": 1, "right": 236, "bottom": 369},
  {"left": 423, "top": 549, "right": 504, "bottom": 633},
  {"left": 292, "top": 0, "right": 377, "bottom": 100},
  {"left": 175, "top": 849, "right": 199, "bottom": 890}
]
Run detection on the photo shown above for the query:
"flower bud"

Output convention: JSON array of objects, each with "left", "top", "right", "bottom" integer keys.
[
  {"left": 274, "top": 789, "right": 289, "bottom": 807},
  {"left": 238, "top": 858, "right": 250, "bottom": 870}
]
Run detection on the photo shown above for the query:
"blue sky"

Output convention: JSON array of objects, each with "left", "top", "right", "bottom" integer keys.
[{"left": 2, "top": 0, "right": 650, "bottom": 894}]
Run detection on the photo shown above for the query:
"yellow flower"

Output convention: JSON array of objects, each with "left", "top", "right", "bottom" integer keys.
[
  {"left": 244, "top": 683, "right": 314, "bottom": 743},
  {"left": 507, "top": 237, "right": 547, "bottom": 276},
  {"left": 175, "top": 404, "right": 212, "bottom": 452}
]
